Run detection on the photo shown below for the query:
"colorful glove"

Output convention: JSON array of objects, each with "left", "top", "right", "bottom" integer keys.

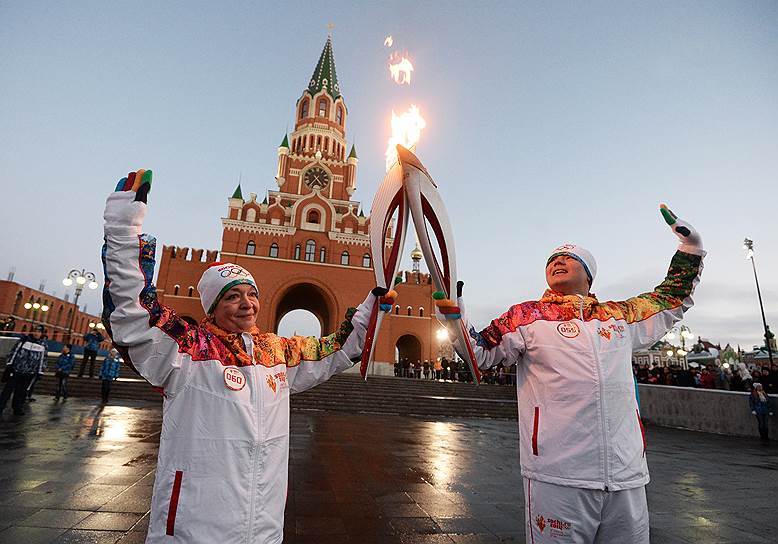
[
  {"left": 433, "top": 282, "right": 465, "bottom": 320},
  {"left": 660, "top": 204, "right": 703, "bottom": 255},
  {"left": 372, "top": 286, "right": 398, "bottom": 312},
  {"left": 103, "top": 170, "right": 153, "bottom": 236}
]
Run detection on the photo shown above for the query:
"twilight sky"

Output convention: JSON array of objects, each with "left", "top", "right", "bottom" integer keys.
[{"left": 1, "top": 1, "right": 777, "bottom": 348}]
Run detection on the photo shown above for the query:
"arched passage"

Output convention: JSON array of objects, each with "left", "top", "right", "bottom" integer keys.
[
  {"left": 277, "top": 309, "right": 322, "bottom": 338},
  {"left": 272, "top": 282, "right": 335, "bottom": 335},
  {"left": 395, "top": 334, "right": 422, "bottom": 365}
]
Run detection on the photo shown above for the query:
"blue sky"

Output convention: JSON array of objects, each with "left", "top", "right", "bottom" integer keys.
[{"left": 2, "top": 1, "right": 777, "bottom": 348}]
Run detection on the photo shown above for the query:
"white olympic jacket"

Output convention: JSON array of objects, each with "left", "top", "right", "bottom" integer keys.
[
  {"left": 454, "top": 249, "right": 704, "bottom": 491},
  {"left": 101, "top": 192, "right": 372, "bottom": 543}
]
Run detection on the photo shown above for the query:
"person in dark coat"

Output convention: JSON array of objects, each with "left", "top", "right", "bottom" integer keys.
[
  {"left": 78, "top": 329, "right": 104, "bottom": 378},
  {"left": 0, "top": 325, "right": 47, "bottom": 415},
  {"left": 99, "top": 349, "right": 121, "bottom": 404},
  {"left": 54, "top": 344, "right": 75, "bottom": 400},
  {"left": 749, "top": 383, "right": 774, "bottom": 444}
]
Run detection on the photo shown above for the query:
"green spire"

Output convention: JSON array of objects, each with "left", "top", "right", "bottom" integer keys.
[
  {"left": 280, "top": 133, "right": 289, "bottom": 148},
  {"left": 358, "top": 206, "right": 365, "bottom": 218},
  {"left": 348, "top": 144, "right": 358, "bottom": 159},
  {"left": 231, "top": 184, "right": 243, "bottom": 200},
  {"left": 307, "top": 36, "right": 341, "bottom": 99}
]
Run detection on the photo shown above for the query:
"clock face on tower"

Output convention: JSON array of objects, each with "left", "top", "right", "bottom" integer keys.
[{"left": 303, "top": 166, "right": 330, "bottom": 191}]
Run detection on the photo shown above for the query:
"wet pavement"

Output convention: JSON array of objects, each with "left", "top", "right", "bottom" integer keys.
[{"left": 0, "top": 398, "right": 775, "bottom": 543}]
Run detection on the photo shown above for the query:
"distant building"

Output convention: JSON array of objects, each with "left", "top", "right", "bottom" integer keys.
[
  {"left": 154, "top": 37, "right": 441, "bottom": 374},
  {"left": 0, "top": 279, "right": 110, "bottom": 350}
]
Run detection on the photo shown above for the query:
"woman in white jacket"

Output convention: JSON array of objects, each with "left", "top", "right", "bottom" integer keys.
[{"left": 101, "top": 170, "right": 385, "bottom": 543}]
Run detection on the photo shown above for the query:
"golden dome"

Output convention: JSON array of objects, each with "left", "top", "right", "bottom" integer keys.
[{"left": 410, "top": 243, "right": 423, "bottom": 261}]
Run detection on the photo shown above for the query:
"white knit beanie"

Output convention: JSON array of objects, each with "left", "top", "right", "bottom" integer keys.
[
  {"left": 547, "top": 244, "right": 597, "bottom": 285},
  {"left": 197, "top": 263, "right": 258, "bottom": 315}
]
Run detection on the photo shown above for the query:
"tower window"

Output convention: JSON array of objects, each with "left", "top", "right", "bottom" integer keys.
[
  {"left": 294, "top": 244, "right": 301, "bottom": 260},
  {"left": 336, "top": 106, "right": 343, "bottom": 126},
  {"left": 307, "top": 210, "right": 320, "bottom": 224},
  {"left": 246, "top": 241, "right": 256, "bottom": 255},
  {"left": 300, "top": 99, "right": 309, "bottom": 119},
  {"left": 318, "top": 98, "right": 328, "bottom": 117},
  {"left": 407, "top": 306, "right": 412, "bottom": 316},
  {"left": 419, "top": 307, "right": 425, "bottom": 317},
  {"left": 319, "top": 247, "right": 326, "bottom": 263},
  {"left": 340, "top": 250, "right": 349, "bottom": 266},
  {"left": 269, "top": 243, "right": 279, "bottom": 258},
  {"left": 305, "top": 240, "right": 315, "bottom": 262},
  {"left": 174, "top": 285, "right": 180, "bottom": 296},
  {"left": 188, "top": 286, "right": 194, "bottom": 297},
  {"left": 362, "top": 253, "right": 371, "bottom": 268}
]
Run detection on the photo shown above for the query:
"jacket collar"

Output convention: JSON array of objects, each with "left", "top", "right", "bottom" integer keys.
[
  {"left": 202, "top": 317, "right": 262, "bottom": 367},
  {"left": 540, "top": 289, "right": 599, "bottom": 310}
]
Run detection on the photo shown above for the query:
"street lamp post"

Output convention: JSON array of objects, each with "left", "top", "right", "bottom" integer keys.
[
  {"left": 663, "top": 325, "right": 694, "bottom": 367},
  {"left": 62, "top": 268, "right": 99, "bottom": 343},
  {"left": 23, "top": 299, "right": 49, "bottom": 330},
  {"left": 743, "top": 238, "right": 774, "bottom": 365}
]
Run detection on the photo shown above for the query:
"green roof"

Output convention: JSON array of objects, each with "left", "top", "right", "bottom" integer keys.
[
  {"left": 307, "top": 36, "right": 341, "bottom": 100},
  {"left": 280, "top": 134, "right": 289, "bottom": 148},
  {"left": 231, "top": 184, "right": 243, "bottom": 200},
  {"left": 348, "top": 144, "right": 357, "bottom": 159}
]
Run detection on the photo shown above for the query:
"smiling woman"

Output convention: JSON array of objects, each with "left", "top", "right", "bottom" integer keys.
[{"left": 100, "top": 170, "right": 383, "bottom": 543}]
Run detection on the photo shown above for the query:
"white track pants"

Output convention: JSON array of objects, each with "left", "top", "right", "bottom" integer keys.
[{"left": 524, "top": 478, "right": 649, "bottom": 544}]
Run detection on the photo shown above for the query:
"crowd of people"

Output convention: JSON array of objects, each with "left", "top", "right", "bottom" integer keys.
[
  {"left": 0, "top": 328, "right": 123, "bottom": 415},
  {"left": 633, "top": 360, "right": 778, "bottom": 393},
  {"left": 393, "top": 357, "right": 516, "bottom": 385}
]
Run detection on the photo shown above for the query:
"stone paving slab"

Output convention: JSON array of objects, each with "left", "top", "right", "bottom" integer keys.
[{"left": 0, "top": 398, "right": 775, "bottom": 543}]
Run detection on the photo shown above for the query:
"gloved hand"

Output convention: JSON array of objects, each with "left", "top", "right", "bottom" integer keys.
[
  {"left": 372, "top": 286, "right": 398, "bottom": 313},
  {"left": 103, "top": 169, "right": 153, "bottom": 236},
  {"left": 752, "top": 411, "right": 757, "bottom": 415},
  {"left": 434, "top": 281, "right": 465, "bottom": 321},
  {"left": 660, "top": 204, "right": 703, "bottom": 255}
]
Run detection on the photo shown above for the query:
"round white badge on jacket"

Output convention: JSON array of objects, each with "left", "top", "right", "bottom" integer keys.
[
  {"left": 224, "top": 367, "right": 246, "bottom": 391},
  {"left": 557, "top": 321, "right": 580, "bottom": 338}
]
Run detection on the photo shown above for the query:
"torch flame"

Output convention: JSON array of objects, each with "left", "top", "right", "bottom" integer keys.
[
  {"left": 388, "top": 52, "right": 414, "bottom": 85},
  {"left": 384, "top": 35, "right": 393, "bottom": 47},
  {"left": 385, "top": 105, "right": 427, "bottom": 171}
]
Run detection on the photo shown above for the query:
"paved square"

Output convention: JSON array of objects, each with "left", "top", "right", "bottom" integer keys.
[{"left": 0, "top": 398, "right": 775, "bottom": 543}]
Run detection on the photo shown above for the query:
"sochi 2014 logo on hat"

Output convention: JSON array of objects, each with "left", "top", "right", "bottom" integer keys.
[
  {"left": 557, "top": 321, "right": 580, "bottom": 338},
  {"left": 224, "top": 367, "right": 246, "bottom": 391},
  {"left": 554, "top": 244, "right": 576, "bottom": 252},
  {"left": 218, "top": 264, "right": 251, "bottom": 278}
]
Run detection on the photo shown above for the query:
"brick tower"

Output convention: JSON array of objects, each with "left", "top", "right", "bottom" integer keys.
[{"left": 155, "top": 36, "right": 442, "bottom": 374}]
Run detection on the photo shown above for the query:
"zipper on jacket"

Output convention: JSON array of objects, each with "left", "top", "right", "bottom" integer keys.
[
  {"left": 579, "top": 295, "right": 610, "bottom": 491},
  {"left": 532, "top": 407, "right": 540, "bottom": 455},
  {"left": 245, "top": 334, "right": 261, "bottom": 543}
]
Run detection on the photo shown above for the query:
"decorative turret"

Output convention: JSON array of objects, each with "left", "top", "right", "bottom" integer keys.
[
  {"left": 228, "top": 184, "right": 244, "bottom": 220},
  {"left": 345, "top": 144, "right": 358, "bottom": 196},
  {"left": 277, "top": 133, "right": 290, "bottom": 187}
]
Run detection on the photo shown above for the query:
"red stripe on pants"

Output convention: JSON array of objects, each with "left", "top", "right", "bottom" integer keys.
[{"left": 166, "top": 470, "right": 183, "bottom": 536}]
